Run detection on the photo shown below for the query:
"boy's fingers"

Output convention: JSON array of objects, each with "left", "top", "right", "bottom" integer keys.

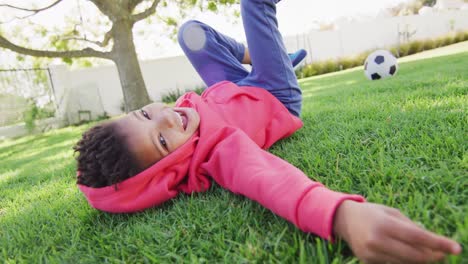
[
  {"left": 423, "top": 250, "right": 446, "bottom": 262},
  {"left": 376, "top": 238, "right": 441, "bottom": 264},
  {"left": 387, "top": 218, "right": 461, "bottom": 254}
]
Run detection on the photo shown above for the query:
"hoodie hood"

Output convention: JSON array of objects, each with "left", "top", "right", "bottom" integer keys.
[{"left": 78, "top": 133, "right": 199, "bottom": 213}]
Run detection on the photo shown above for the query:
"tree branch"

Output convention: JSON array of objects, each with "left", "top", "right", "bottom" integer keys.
[
  {"left": 61, "top": 36, "right": 109, "bottom": 48},
  {"left": 132, "top": 0, "right": 160, "bottom": 22},
  {"left": 0, "top": 34, "right": 111, "bottom": 59},
  {"left": 126, "top": 0, "right": 145, "bottom": 11},
  {"left": 59, "top": 26, "right": 114, "bottom": 48},
  {"left": 88, "top": 0, "right": 122, "bottom": 21},
  {"left": 101, "top": 27, "right": 115, "bottom": 47},
  {"left": 0, "top": 0, "right": 64, "bottom": 22},
  {"left": 0, "top": 0, "right": 63, "bottom": 13}
]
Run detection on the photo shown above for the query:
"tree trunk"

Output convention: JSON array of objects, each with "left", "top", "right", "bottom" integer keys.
[{"left": 112, "top": 20, "right": 151, "bottom": 112}]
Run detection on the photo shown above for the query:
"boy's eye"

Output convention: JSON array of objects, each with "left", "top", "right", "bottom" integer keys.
[
  {"left": 140, "top": 109, "right": 150, "bottom": 120},
  {"left": 159, "top": 134, "right": 168, "bottom": 150}
]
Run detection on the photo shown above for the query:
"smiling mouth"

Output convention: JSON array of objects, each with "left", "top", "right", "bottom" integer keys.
[{"left": 176, "top": 111, "right": 188, "bottom": 130}]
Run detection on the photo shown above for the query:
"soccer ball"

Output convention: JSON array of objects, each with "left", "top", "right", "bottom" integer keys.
[{"left": 364, "top": 50, "right": 398, "bottom": 80}]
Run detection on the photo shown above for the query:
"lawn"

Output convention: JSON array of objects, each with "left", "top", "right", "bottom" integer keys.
[{"left": 0, "top": 52, "right": 466, "bottom": 263}]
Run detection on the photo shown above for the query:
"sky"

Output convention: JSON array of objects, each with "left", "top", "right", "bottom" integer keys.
[
  {"left": 0, "top": 0, "right": 411, "bottom": 62},
  {"left": 142, "top": 0, "right": 411, "bottom": 58},
  {"left": 158, "top": 0, "right": 409, "bottom": 40},
  {"left": 278, "top": 0, "right": 410, "bottom": 34}
]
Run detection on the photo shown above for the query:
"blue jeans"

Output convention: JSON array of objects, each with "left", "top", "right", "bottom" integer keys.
[{"left": 177, "top": 0, "right": 302, "bottom": 117}]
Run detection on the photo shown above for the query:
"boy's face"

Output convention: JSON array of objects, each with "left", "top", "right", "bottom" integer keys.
[{"left": 116, "top": 102, "right": 200, "bottom": 169}]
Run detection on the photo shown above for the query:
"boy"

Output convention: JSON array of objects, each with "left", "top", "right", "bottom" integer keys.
[{"left": 74, "top": 0, "right": 461, "bottom": 262}]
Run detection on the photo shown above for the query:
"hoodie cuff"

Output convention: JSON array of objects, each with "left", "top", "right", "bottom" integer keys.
[{"left": 297, "top": 186, "right": 365, "bottom": 241}]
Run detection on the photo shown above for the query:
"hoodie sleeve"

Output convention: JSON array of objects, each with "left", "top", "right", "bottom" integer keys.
[{"left": 200, "top": 129, "right": 365, "bottom": 240}]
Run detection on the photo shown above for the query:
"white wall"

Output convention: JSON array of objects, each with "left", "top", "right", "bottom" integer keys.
[
  {"left": 0, "top": 117, "right": 66, "bottom": 140},
  {"left": 52, "top": 55, "right": 204, "bottom": 124},
  {"left": 286, "top": 10, "right": 468, "bottom": 62},
  {"left": 140, "top": 56, "right": 205, "bottom": 102},
  {"left": 52, "top": 10, "right": 468, "bottom": 124}
]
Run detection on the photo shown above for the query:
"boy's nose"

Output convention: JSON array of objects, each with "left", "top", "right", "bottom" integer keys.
[{"left": 157, "top": 109, "right": 177, "bottom": 128}]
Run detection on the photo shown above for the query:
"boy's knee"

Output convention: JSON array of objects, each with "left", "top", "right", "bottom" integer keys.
[
  {"left": 178, "top": 20, "right": 200, "bottom": 38},
  {"left": 178, "top": 20, "right": 208, "bottom": 51}
]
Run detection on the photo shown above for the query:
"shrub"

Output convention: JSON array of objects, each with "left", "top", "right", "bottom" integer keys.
[
  {"left": 398, "top": 43, "right": 411, "bottom": 57},
  {"left": 23, "top": 103, "right": 39, "bottom": 132},
  {"left": 408, "top": 40, "right": 424, "bottom": 55},
  {"left": 192, "top": 86, "right": 204, "bottom": 96},
  {"left": 338, "top": 57, "right": 357, "bottom": 70},
  {"left": 299, "top": 64, "right": 319, "bottom": 78},
  {"left": 434, "top": 36, "right": 446, "bottom": 48},
  {"left": 441, "top": 35, "right": 456, "bottom": 46},
  {"left": 464, "top": 31, "right": 468, "bottom": 41},
  {"left": 422, "top": 39, "right": 436, "bottom": 51},
  {"left": 454, "top": 31, "right": 465, "bottom": 42},
  {"left": 161, "top": 89, "right": 185, "bottom": 104},
  {"left": 310, "top": 63, "right": 324, "bottom": 76},
  {"left": 161, "top": 86, "right": 205, "bottom": 103},
  {"left": 322, "top": 60, "right": 340, "bottom": 73},
  {"left": 356, "top": 52, "right": 370, "bottom": 65},
  {"left": 22, "top": 101, "right": 55, "bottom": 133},
  {"left": 390, "top": 47, "right": 400, "bottom": 57},
  {"left": 303, "top": 65, "right": 317, "bottom": 77},
  {"left": 296, "top": 30, "right": 468, "bottom": 78}
]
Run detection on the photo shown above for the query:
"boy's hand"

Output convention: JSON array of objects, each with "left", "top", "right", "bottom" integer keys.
[{"left": 333, "top": 201, "right": 462, "bottom": 264}]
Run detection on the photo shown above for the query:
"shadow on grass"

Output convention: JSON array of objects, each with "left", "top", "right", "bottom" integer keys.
[
  {"left": 0, "top": 129, "right": 83, "bottom": 207},
  {"left": 1, "top": 181, "right": 355, "bottom": 262}
]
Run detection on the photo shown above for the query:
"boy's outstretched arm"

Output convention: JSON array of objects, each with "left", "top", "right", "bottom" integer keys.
[
  {"left": 201, "top": 128, "right": 365, "bottom": 240},
  {"left": 334, "top": 201, "right": 462, "bottom": 263},
  {"left": 201, "top": 129, "right": 461, "bottom": 263}
]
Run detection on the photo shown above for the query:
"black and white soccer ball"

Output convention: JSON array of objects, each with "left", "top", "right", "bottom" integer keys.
[{"left": 364, "top": 50, "right": 398, "bottom": 80}]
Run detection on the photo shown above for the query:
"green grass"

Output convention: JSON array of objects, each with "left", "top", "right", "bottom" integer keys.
[{"left": 1, "top": 53, "right": 467, "bottom": 263}]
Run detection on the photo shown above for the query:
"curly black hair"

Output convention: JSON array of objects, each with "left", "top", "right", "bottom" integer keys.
[{"left": 73, "top": 122, "right": 142, "bottom": 188}]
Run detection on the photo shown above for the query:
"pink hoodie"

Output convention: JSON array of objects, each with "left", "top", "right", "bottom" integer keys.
[{"left": 78, "top": 81, "right": 365, "bottom": 240}]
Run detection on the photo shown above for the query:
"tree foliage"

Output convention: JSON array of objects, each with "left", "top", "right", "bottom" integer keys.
[
  {"left": 421, "top": 0, "right": 437, "bottom": 7},
  {"left": 386, "top": 0, "right": 441, "bottom": 16},
  {"left": 0, "top": 0, "right": 238, "bottom": 112},
  {"left": 386, "top": 0, "right": 468, "bottom": 16}
]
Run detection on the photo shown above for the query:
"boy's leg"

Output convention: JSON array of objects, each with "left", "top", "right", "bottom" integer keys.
[
  {"left": 244, "top": 49, "right": 308, "bottom": 69},
  {"left": 178, "top": 20, "right": 249, "bottom": 87},
  {"left": 237, "top": 0, "right": 302, "bottom": 117}
]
